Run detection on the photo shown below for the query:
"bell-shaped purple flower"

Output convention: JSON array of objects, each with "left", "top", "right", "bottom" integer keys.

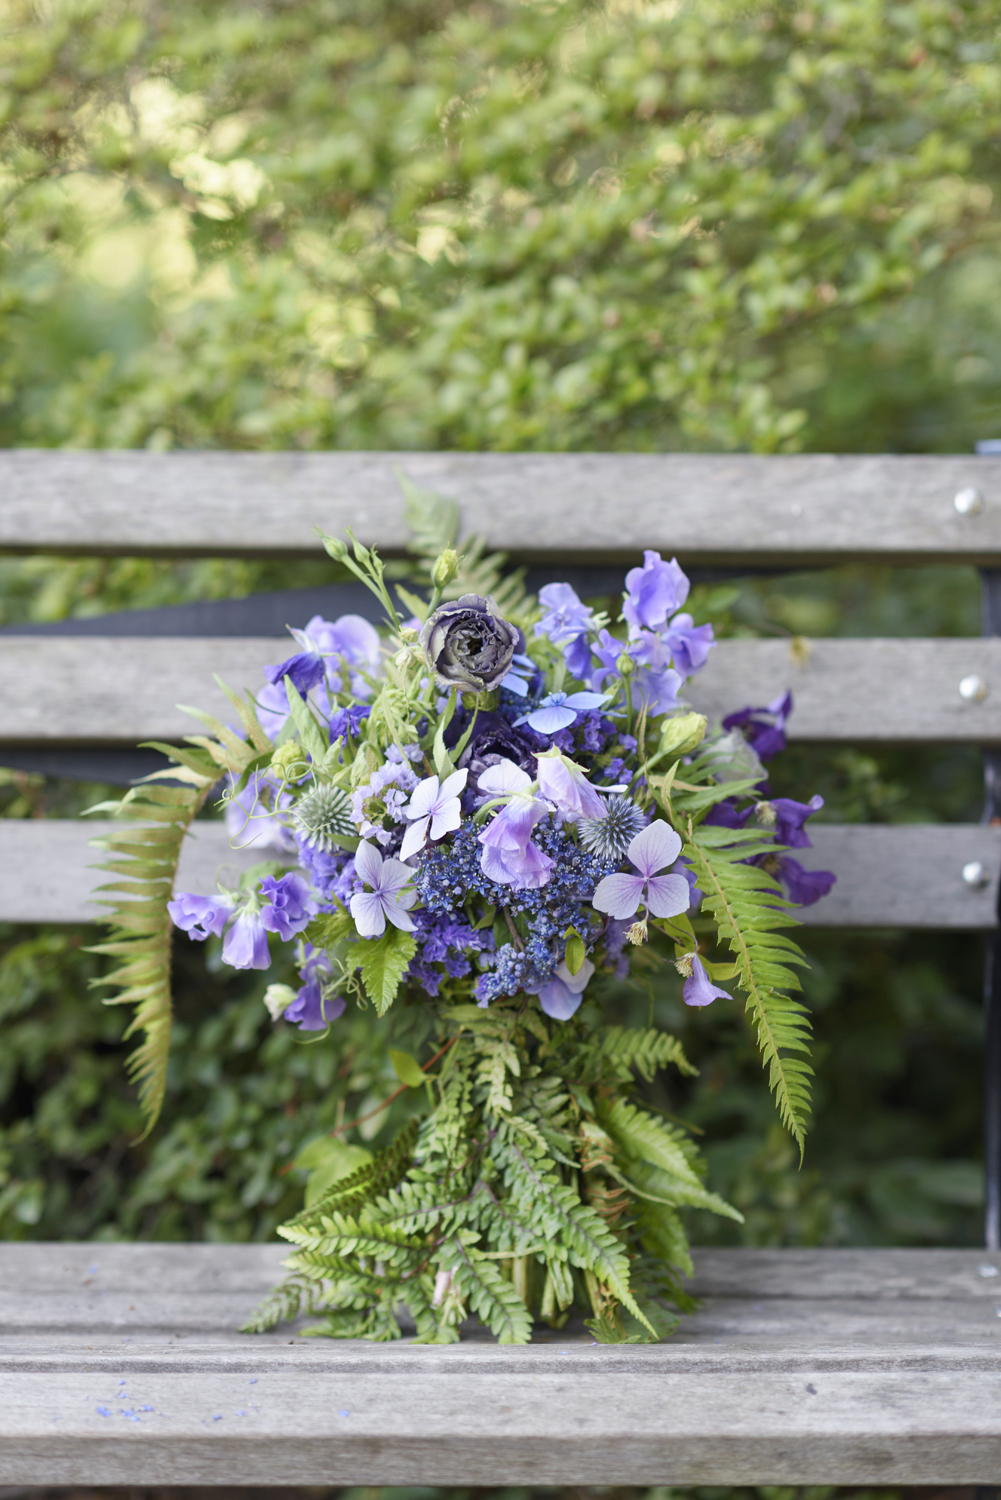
[
  {"left": 283, "top": 948, "right": 346, "bottom": 1031},
  {"left": 167, "top": 892, "right": 234, "bottom": 941},
  {"left": 534, "top": 583, "right": 594, "bottom": 645},
  {"left": 767, "top": 794, "right": 824, "bottom": 849},
  {"left": 534, "top": 958, "right": 595, "bottom": 1022},
  {"left": 622, "top": 551, "right": 690, "bottom": 637},
  {"left": 774, "top": 856, "right": 836, "bottom": 907},
  {"left": 260, "top": 872, "right": 313, "bottom": 940},
  {"left": 663, "top": 613, "right": 715, "bottom": 674},
  {"left": 534, "top": 750, "right": 605, "bottom": 820},
  {"left": 222, "top": 907, "right": 272, "bottom": 970},
  {"left": 592, "top": 820, "right": 690, "bottom": 920},
  {"left": 683, "top": 954, "right": 731, "bottom": 1008}
]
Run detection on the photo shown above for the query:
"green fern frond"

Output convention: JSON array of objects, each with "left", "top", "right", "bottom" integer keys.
[
  {"left": 239, "top": 1269, "right": 329, "bottom": 1333},
  {"left": 85, "top": 773, "right": 215, "bottom": 1136},
  {"left": 683, "top": 823, "right": 813, "bottom": 1153},
  {"left": 444, "top": 1238, "right": 534, "bottom": 1345},
  {"left": 398, "top": 472, "right": 461, "bottom": 560},
  {"left": 593, "top": 1027, "right": 697, "bottom": 1083}
]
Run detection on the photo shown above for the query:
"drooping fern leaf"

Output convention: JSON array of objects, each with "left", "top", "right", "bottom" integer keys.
[
  {"left": 682, "top": 822, "right": 813, "bottom": 1153},
  {"left": 84, "top": 756, "right": 217, "bottom": 1136},
  {"left": 398, "top": 471, "right": 530, "bottom": 620}
]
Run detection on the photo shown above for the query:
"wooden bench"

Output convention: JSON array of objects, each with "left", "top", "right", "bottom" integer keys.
[{"left": 3, "top": 448, "right": 1001, "bottom": 1484}]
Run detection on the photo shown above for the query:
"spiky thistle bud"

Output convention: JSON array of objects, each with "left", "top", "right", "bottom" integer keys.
[
  {"left": 578, "top": 796, "right": 647, "bottom": 863},
  {"left": 293, "top": 783, "right": 355, "bottom": 852}
]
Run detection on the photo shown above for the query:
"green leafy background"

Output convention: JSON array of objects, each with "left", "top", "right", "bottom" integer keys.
[{"left": 0, "top": 0, "right": 993, "bottom": 1489}]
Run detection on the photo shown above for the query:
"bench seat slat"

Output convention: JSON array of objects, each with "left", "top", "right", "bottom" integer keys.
[
  {"left": 4, "top": 636, "right": 1001, "bottom": 744},
  {"left": 0, "top": 1245, "right": 1000, "bottom": 1485},
  {"left": 3, "top": 451, "right": 1001, "bottom": 564},
  {"left": 0, "top": 820, "right": 996, "bottom": 927}
]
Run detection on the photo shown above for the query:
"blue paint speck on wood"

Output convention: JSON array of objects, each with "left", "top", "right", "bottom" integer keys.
[
  {"left": 95, "top": 1406, "right": 111, "bottom": 1417},
  {"left": 213, "top": 1413, "right": 222, "bottom": 1421},
  {"left": 338, "top": 1410, "right": 349, "bottom": 1417},
  {"left": 235, "top": 1409, "right": 247, "bottom": 1416},
  {"left": 249, "top": 1378, "right": 257, "bottom": 1384},
  {"left": 141, "top": 1405, "right": 154, "bottom": 1412}
]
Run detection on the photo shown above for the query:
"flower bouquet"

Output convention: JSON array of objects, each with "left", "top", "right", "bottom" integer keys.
[{"left": 90, "top": 488, "right": 832, "bottom": 1344}]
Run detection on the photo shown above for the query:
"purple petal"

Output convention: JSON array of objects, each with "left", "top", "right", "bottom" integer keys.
[
  {"left": 592, "top": 872, "right": 645, "bottom": 918},
  {"left": 350, "top": 890, "right": 386, "bottom": 937},
  {"left": 525, "top": 705, "right": 577, "bottom": 734},
  {"left": 683, "top": 954, "right": 731, "bottom": 1008},
  {"left": 538, "top": 977, "right": 583, "bottom": 1021},
  {"left": 626, "top": 819, "right": 682, "bottom": 878},
  {"left": 354, "top": 839, "right": 383, "bottom": 888},
  {"left": 562, "top": 691, "right": 609, "bottom": 710},
  {"left": 407, "top": 776, "right": 442, "bottom": 821},
  {"left": 400, "top": 817, "right": 430, "bottom": 862},
  {"left": 644, "top": 873, "right": 692, "bottom": 919}
]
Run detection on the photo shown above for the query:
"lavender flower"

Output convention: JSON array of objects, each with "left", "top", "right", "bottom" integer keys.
[
  {"left": 773, "top": 856, "right": 836, "bottom": 907},
  {"left": 349, "top": 840, "right": 416, "bottom": 937},
  {"left": 516, "top": 689, "right": 609, "bottom": 735},
  {"left": 592, "top": 821, "right": 690, "bottom": 920},
  {"left": 419, "top": 594, "right": 521, "bottom": 693},
  {"left": 350, "top": 760, "right": 419, "bottom": 847},
  {"left": 457, "top": 712, "right": 538, "bottom": 795},
  {"left": 683, "top": 954, "right": 731, "bottom": 1008},
  {"left": 284, "top": 946, "right": 346, "bottom": 1031},
  {"left": 401, "top": 769, "right": 467, "bottom": 861},
  {"left": 534, "top": 583, "right": 593, "bottom": 644},
  {"left": 534, "top": 749, "right": 605, "bottom": 820},
  {"left": 765, "top": 794, "right": 824, "bottom": 849},
  {"left": 622, "top": 551, "right": 690, "bottom": 636},
  {"left": 662, "top": 612, "right": 715, "bottom": 674},
  {"left": 167, "top": 893, "right": 233, "bottom": 940},
  {"left": 264, "top": 614, "right": 380, "bottom": 698},
  {"left": 223, "top": 908, "right": 271, "bottom": 970},
  {"left": 476, "top": 761, "right": 553, "bottom": 888},
  {"left": 534, "top": 957, "right": 595, "bottom": 1022},
  {"left": 499, "top": 653, "right": 543, "bottom": 698},
  {"left": 630, "top": 631, "right": 683, "bottom": 715},
  {"left": 259, "top": 872, "right": 313, "bottom": 940}
]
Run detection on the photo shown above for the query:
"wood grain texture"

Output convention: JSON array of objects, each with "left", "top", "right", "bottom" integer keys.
[
  {"left": 5, "top": 636, "right": 1001, "bottom": 744},
  {"left": 1, "top": 819, "right": 997, "bottom": 927},
  {"left": 2, "top": 1246, "right": 1001, "bottom": 1483},
  {"left": 3, "top": 450, "right": 1001, "bottom": 565}
]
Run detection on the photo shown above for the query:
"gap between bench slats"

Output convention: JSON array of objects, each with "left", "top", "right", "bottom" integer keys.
[
  {"left": 0, "top": 821, "right": 995, "bottom": 927},
  {"left": 2, "top": 450, "right": 1001, "bottom": 565},
  {"left": 2, "top": 636, "right": 1001, "bottom": 743}
]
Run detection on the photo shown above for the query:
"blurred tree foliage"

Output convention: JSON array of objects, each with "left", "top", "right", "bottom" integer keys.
[
  {"left": 2, "top": 0, "right": 1001, "bottom": 452},
  {"left": 0, "top": 0, "right": 996, "bottom": 1250}
]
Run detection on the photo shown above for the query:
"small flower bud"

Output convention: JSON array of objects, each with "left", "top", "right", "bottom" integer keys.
[
  {"left": 263, "top": 983, "right": 296, "bottom": 1021},
  {"left": 399, "top": 626, "right": 419, "bottom": 644},
  {"left": 616, "top": 652, "right": 635, "bottom": 677},
  {"left": 431, "top": 548, "right": 460, "bottom": 588},
  {"left": 270, "top": 741, "right": 309, "bottom": 780},
  {"left": 659, "top": 711, "right": 708, "bottom": 758},
  {"left": 322, "top": 535, "right": 349, "bottom": 562},
  {"left": 564, "top": 926, "right": 586, "bottom": 975},
  {"left": 626, "top": 918, "right": 648, "bottom": 945}
]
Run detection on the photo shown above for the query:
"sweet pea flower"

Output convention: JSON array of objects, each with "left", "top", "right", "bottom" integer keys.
[
  {"left": 534, "top": 583, "right": 594, "bottom": 645},
  {"left": 534, "top": 958, "right": 595, "bottom": 1022},
  {"left": 623, "top": 551, "right": 690, "bottom": 637},
  {"left": 765, "top": 794, "right": 824, "bottom": 849},
  {"left": 630, "top": 631, "right": 683, "bottom": 715},
  {"left": 401, "top": 768, "right": 468, "bottom": 861},
  {"left": 264, "top": 614, "right": 380, "bottom": 698},
  {"left": 683, "top": 954, "right": 731, "bottom": 1008},
  {"left": 535, "top": 749, "right": 605, "bottom": 820},
  {"left": 662, "top": 613, "right": 715, "bottom": 674},
  {"left": 259, "top": 872, "right": 313, "bottom": 940},
  {"left": 223, "top": 907, "right": 272, "bottom": 970},
  {"left": 283, "top": 946, "right": 347, "bottom": 1031},
  {"left": 167, "top": 892, "right": 234, "bottom": 940},
  {"left": 349, "top": 839, "right": 417, "bottom": 937},
  {"left": 589, "top": 628, "right": 626, "bottom": 694},
  {"left": 476, "top": 760, "right": 553, "bottom": 888},
  {"left": 563, "top": 632, "right": 593, "bottom": 681},
  {"left": 516, "top": 690, "right": 609, "bottom": 735},
  {"left": 592, "top": 821, "right": 690, "bottom": 920}
]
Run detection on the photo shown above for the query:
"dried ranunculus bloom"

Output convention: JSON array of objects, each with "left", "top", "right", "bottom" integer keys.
[{"left": 419, "top": 593, "right": 521, "bottom": 694}]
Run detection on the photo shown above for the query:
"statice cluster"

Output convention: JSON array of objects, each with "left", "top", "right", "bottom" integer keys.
[{"left": 167, "top": 548, "right": 835, "bottom": 1032}]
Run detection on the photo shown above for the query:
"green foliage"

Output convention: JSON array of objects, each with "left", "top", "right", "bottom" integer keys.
[
  {"left": 356, "top": 927, "right": 418, "bottom": 1016},
  {"left": 4, "top": 0, "right": 1001, "bottom": 454}
]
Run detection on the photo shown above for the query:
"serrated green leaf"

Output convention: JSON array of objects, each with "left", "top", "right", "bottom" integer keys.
[{"left": 355, "top": 926, "right": 417, "bottom": 1015}]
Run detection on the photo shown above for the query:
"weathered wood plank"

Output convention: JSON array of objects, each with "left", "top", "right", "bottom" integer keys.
[
  {"left": 1, "top": 1247, "right": 1001, "bottom": 1484},
  {"left": 5, "top": 636, "right": 1001, "bottom": 744},
  {"left": 2, "top": 450, "right": 1001, "bottom": 565},
  {"left": 0, "top": 820, "right": 997, "bottom": 927}
]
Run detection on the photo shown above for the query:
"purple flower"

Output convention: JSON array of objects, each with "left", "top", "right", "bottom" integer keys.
[
  {"left": 516, "top": 690, "right": 609, "bottom": 735},
  {"left": 349, "top": 840, "right": 417, "bottom": 937},
  {"left": 723, "top": 692, "right": 793, "bottom": 762},
  {"left": 670, "top": 858, "right": 702, "bottom": 913},
  {"left": 774, "top": 856, "right": 836, "bottom": 907},
  {"left": 259, "top": 872, "right": 313, "bottom": 940},
  {"left": 222, "top": 908, "right": 271, "bottom": 970},
  {"left": 622, "top": 551, "right": 690, "bottom": 637},
  {"left": 704, "top": 798, "right": 756, "bottom": 831},
  {"left": 499, "top": 653, "right": 543, "bottom": 698},
  {"left": 592, "top": 820, "right": 690, "bottom": 920},
  {"left": 662, "top": 613, "right": 715, "bottom": 674},
  {"left": 683, "top": 954, "right": 731, "bottom": 1008},
  {"left": 167, "top": 892, "right": 233, "bottom": 940},
  {"left": 456, "top": 712, "right": 538, "bottom": 795},
  {"left": 284, "top": 948, "right": 346, "bottom": 1031},
  {"left": 419, "top": 594, "right": 521, "bottom": 694},
  {"left": 329, "top": 704, "right": 371, "bottom": 741},
  {"left": 563, "top": 632, "right": 594, "bottom": 681},
  {"left": 224, "top": 771, "right": 297, "bottom": 854},
  {"left": 264, "top": 614, "right": 381, "bottom": 698},
  {"left": 534, "top": 958, "right": 595, "bottom": 1021},
  {"left": 534, "top": 750, "right": 605, "bottom": 820},
  {"left": 534, "top": 583, "right": 594, "bottom": 645},
  {"left": 630, "top": 632, "right": 683, "bottom": 715},
  {"left": 477, "top": 765, "right": 553, "bottom": 888},
  {"left": 768, "top": 794, "right": 824, "bottom": 849},
  {"left": 589, "top": 629, "right": 625, "bottom": 694},
  {"left": 400, "top": 769, "right": 467, "bottom": 861}
]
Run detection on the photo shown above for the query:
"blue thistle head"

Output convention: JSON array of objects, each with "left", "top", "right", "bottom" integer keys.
[
  {"left": 578, "top": 796, "right": 647, "bottom": 863},
  {"left": 293, "top": 784, "right": 355, "bottom": 852}
]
